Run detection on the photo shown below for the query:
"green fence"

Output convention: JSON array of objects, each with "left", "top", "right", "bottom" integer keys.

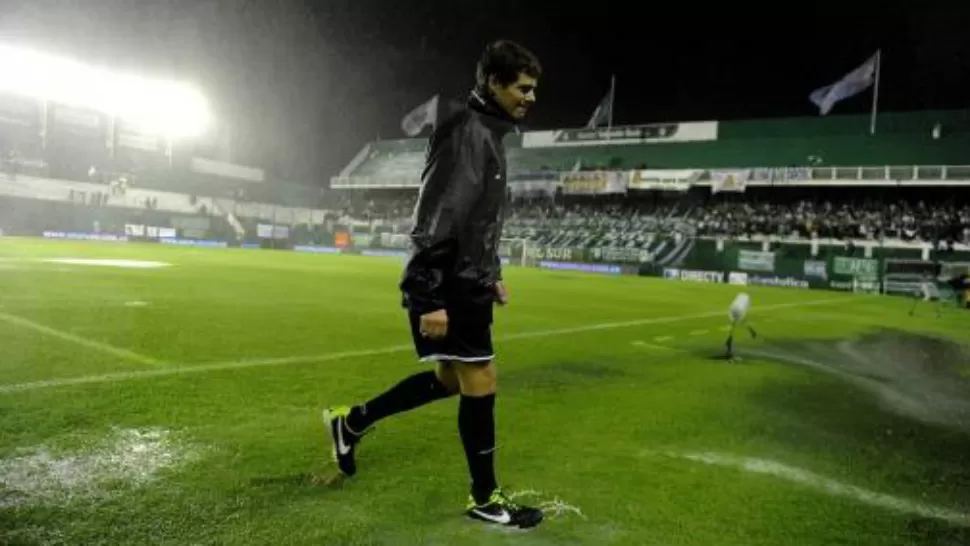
[
  {"left": 667, "top": 239, "right": 969, "bottom": 291},
  {"left": 503, "top": 239, "right": 970, "bottom": 291}
]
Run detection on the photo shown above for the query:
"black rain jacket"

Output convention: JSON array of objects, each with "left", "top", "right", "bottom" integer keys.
[{"left": 400, "top": 90, "right": 517, "bottom": 315}]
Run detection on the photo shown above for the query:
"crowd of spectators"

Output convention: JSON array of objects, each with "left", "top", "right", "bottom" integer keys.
[
  {"left": 332, "top": 192, "right": 970, "bottom": 247},
  {"left": 690, "top": 199, "right": 970, "bottom": 244}
]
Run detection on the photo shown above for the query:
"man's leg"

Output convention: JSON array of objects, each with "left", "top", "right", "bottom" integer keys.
[
  {"left": 455, "top": 360, "right": 543, "bottom": 528},
  {"left": 908, "top": 293, "right": 921, "bottom": 316},
  {"left": 324, "top": 362, "right": 459, "bottom": 477},
  {"left": 435, "top": 361, "right": 461, "bottom": 393},
  {"left": 454, "top": 361, "right": 499, "bottom": 504},
  {"left": 724, "top": 321, "right": 737, "bottom": 360},
  {"left": 345, "top": 362, "right": 459, "bottom": 432}
]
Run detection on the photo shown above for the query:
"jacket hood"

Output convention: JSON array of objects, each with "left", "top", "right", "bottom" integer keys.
[
  {"left": 468, "top": 88, "right": 518, "bottom": 137},
  {"left": 434, "top": 89, "right": 519, "bottom": 138}
]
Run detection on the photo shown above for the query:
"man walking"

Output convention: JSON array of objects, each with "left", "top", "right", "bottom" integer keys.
[{"left": 323, "top": 40, "right": 544, "bottom": 529}]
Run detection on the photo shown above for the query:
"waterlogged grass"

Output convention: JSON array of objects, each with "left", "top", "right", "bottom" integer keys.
[{"left": 1, "top": 238, "right": 969, "bottom": 545}]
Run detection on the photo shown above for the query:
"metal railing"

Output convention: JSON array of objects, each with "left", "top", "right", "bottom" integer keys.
[
  {"left": 731, "top": 165, "right": 970, "bottom": 183},
  {"left": 331, "top": 165, "right": 970, "bottom": 188}
]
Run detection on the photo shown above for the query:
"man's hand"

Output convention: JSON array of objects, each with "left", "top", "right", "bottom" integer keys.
[
  {"left": 420, "top": 309, "right": 449, "bottom": 339},
  {"left": 494, "top": 281, "right": 509, "bottom": 306}
]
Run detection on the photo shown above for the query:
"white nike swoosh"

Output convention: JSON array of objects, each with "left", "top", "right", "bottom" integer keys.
[
  {"left": 335, "top": 418, "right": 351, "bottom": 456},
  {"left": 472, "top": 508, "right": 511, "bottom": 524}
]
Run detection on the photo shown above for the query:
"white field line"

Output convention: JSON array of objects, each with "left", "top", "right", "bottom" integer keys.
[
  {"left": 0, "top": 311, "right": 161, "bottom": 366},
  {"left": 0, "top": 298, "right": 843, "bottom": 394},
  {"left": 632, "top": 341, "right": 683, "bottom": 352},
  {"left": 661, "top": 451, "right": 970, "bottom": 527}
]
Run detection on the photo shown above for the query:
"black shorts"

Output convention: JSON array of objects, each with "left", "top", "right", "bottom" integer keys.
[{"left": 409, "top": 304, "right": 494, "bottom": 364}]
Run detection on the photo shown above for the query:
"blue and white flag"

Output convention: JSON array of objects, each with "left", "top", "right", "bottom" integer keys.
[{"left": 809, "top": 53, "right": 878, "bottom": 115}]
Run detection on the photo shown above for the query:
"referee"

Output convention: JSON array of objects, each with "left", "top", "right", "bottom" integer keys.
[{"left": 323, "top": 40, "right": 544, "bottom": 529}]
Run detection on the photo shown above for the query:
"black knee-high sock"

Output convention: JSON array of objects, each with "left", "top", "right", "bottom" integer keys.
[
  {"left": 459, "top": 393, "right": 498, "bottom": 505},
  {"left": 346, "top": 371, "right": 453, "bottom": 432}
]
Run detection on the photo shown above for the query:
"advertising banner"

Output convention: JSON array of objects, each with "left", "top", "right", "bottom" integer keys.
[
  {"left": 591, "top": 247, "right": 653, "bottom": 263},
  {"left": 627, "top": 169, "right": 700, "bottom": 191},
  {"left": 833, "top": 256, "right": 879, "bottom": 279},
  {"left": 522, "top": 121, "right": 718, "bottom": 148},
  {"left": 738, "top": 250, "right": 775, "bottom": 272},
  {"left": 532, "top": 247, "right": 586, "bottom": 262},
  {"left": 804, "top": 260, "right": 828, "bottom": 280},
  {"left": 663, "top": 268, "right": 724, "bottom": 283},
  {"left": 560, "top": 171, "right": 627, "bottom": 195},
  {"left": 711, "top": 170, "right": 751, "bottom": 193},
  {"left": 747, "top": 275, "right": 810, "bottom": 289}
]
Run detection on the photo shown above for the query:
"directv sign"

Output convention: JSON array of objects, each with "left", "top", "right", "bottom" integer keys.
[{"left": 664, "top": 268, "right": 724, "bottom": 283}]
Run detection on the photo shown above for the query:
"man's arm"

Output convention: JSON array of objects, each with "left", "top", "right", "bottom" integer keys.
[
  {"left": 401, "top": 121, "right": 485, "bottom": 316},
  {"left": 493, "top": 253, "right": 508, "bottom": 305}
]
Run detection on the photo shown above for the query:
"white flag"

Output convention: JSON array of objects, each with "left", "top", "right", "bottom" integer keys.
[{"left": 401, "top": 95, "right": 439, "bottom": 137}]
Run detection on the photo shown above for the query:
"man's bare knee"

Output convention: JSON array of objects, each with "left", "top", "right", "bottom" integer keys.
[
  {"left": 435, "top": 361, "right": 461, "bottom": 394},
  {"left": 454, "top": 360, "right": 496, "bottom": 396}
]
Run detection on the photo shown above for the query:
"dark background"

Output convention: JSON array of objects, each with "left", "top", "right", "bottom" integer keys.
[{"left": 1, "top": 0, "right": 967, "bottom": 183}]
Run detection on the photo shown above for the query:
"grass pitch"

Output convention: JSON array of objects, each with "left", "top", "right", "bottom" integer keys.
[{"left": 1, "top": 238, "right": 969, "bottom": 545}]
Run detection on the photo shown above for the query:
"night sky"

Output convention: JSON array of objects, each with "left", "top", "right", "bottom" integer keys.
[{"left": 1, "top": 1, "right": 968, "bottom": 183}]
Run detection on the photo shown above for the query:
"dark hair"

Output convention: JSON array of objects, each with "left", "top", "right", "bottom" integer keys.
[{"left": 476, "top": 40, "right": 542, "bottom": 87}]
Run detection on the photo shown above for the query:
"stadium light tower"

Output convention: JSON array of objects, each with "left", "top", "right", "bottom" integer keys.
[{"left": 0, "top": 44, "right": 212, "bottom": 140}]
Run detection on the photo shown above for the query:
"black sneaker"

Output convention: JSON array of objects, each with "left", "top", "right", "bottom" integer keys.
[
  {"left": 466, "top": 489, "right": 544, "bottom": 529},
  {"left": 321, "top": 406, "right": 367, "bottom": 477}
]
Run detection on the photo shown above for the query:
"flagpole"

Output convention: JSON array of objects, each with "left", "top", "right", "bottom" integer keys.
[
  {"left": 607, "top": 74, "right": 616, "bottom": 131},
  {"left": 870, "top": 50, "right": 881, "bottom": 135}
]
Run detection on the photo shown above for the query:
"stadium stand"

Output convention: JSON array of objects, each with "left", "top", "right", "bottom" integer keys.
[
  {"left": 333, "top": 110, "right": 970, "bottom": 188},
  {"left": 0, "top": 88, "right": 328, "bottom": 242},
  {"left": 325, "top": 109, "right": 970, "bottom": 278},
  {"left": 1, "top": 78, "right": 967, "bottom": 273}
]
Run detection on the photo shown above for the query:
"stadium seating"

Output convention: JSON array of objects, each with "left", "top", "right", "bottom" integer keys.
[
  {"left": 326, "top": 109, "right": 970, "bottom": 263},
  {"left": 339, "top": 109, "right": 970, "bottom": 185},
  {"left": 0, "top": 193, "right": 231, "bottom": 240},
  {"left": 504, "top": 211, "right": 681, "bottom": 250},
  {"left": 351, "top": 142, "right": 426, "bottom": 178}
]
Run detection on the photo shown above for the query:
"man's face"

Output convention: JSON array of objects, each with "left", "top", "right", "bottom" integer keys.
[{"left": 488, "top": 72, "right": 537, "bottom": 120}]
